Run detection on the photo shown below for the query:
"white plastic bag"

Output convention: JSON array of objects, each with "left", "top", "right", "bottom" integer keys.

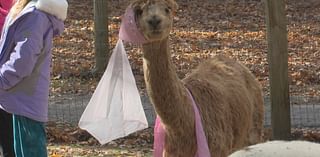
[{"left": 78, "top": 39, "right": 148, "bottom": 145}]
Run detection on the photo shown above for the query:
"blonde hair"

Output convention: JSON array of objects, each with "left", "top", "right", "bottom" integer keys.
[{"left": 10, "top": 0, "right": 32, "bottom": 19}]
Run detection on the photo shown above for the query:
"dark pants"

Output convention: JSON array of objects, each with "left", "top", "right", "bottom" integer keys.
[{"left": 0, "top": 109, "right": 15, "bottom": 157}]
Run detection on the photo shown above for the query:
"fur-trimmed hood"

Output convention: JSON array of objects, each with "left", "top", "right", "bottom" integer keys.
[
  {"left": 6, "top": 0, "right": 68, "bottom": 36},
  {"left": 35, "top": 0, "right": 68, "bottom": 21}
]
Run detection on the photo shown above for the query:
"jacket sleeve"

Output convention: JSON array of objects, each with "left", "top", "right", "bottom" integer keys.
[{"left": 0, "top": 12, "right": 49, "bottom": 90}]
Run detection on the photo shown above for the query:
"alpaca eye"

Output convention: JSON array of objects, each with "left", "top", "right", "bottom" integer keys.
[
  {"left": 165, "top": 7, "right": 171, "bottom": 14},
  {"left": 136, "top": 9, "right": 143, "bottom": 16}
]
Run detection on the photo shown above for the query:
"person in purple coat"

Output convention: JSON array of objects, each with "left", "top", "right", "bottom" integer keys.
[
  {"left": 0, "top": 0, "right": 68, "bottom": 156},
  {"left": 0, "top": 0, "right": 14, "bottom": 33}
]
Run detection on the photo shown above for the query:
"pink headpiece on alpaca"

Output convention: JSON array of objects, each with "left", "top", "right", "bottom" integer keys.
[{"left": 119, "top": 7, "right": 147, "bottom": 44}]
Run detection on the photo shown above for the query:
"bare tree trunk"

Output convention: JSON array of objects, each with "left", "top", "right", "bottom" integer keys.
[{"left": 93, "top": 0, "right": 109, "bottom": 74}]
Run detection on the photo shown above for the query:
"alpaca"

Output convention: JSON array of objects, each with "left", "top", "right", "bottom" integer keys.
[
  {"left": 131, "top": 0, "right": 264, "bottom": 156},
  {"left": 229, "top": 140, "right": 320, "bottom": 157}
]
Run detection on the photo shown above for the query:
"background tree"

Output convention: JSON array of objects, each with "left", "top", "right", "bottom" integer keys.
[{"left": 93, "top": 0, "right": 109, "bottom": 74}]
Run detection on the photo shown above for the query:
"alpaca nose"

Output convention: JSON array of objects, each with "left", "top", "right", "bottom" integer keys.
[{"left": 148, "top": 16, "right": 161, "bottom": 29}]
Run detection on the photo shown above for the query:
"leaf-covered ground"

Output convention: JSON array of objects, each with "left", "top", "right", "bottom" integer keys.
[
  {"left": 47, "top": 122, "right": 153, "bottom": 157},
  {"left": 48, "top": 0, "right": 320, "bottom": 156},
  {"left": 46, "top": 122, "right": 320, "bottom": 156},
  {"left": 51, "top": 0, "right": 320, "bottom": 97}
]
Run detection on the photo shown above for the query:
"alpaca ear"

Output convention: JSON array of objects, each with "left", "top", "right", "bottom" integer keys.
[
  {"left": 131, "top": 0, "right": 141, "bottom": 9},
  {"left": 166, "top": 0, "right": 178, "bottom": 15},
  {"left": 131, "top": 0, "right": 146, "bottom": 17},
  {"left": 171, "top": 0, "right": 179, "bottom": 12}
]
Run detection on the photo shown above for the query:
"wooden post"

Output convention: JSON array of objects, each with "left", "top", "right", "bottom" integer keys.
[
  {"left": 265, "top": 0, "right": 291, "bottom": 140},
  {"left": 93, "top": 0, "right": 109, "bottom": 74}
]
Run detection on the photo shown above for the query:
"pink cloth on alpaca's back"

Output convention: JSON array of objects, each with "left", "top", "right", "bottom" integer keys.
[
  {"left": 0, "top": 0, "right": 14, "bottom": 33},
  {"left": 153, "top": 89, "right": 211, "bottom": 157}
]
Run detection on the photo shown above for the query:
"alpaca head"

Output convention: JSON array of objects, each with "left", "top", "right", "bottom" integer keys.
[{"left": 131, "top": 0, "right": 178, "bottom": 42}]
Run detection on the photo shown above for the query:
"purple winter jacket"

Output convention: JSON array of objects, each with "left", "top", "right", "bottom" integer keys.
[{"left": 0, "top": 0, "right": 67, "bottom": 122}]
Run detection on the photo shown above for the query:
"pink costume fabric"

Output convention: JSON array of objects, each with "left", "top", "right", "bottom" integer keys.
[
  {"left": 153, "top": 89, "right": 211, "bottom": 157},
  {"left": 119, "top": 6, "right": 146, "bottom": 44},
  {"left": 0, "top": 0, "right": 13, "bottom": 33}
]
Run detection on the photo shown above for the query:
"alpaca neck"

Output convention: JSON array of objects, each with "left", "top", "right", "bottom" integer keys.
[{"left": 142, "top": 38, "right": 193, "bottom": 130}]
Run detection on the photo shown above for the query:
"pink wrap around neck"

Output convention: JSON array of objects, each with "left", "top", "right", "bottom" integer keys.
[{"left": 153, "top": 89, "right": 211, "bottom": 157}]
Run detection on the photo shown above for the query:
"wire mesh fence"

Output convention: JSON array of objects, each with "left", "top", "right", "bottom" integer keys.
[
  {"left": 48, "top": 93, "right": 320, "bottom": 128},
  {"left": 263, "top": 95, "right": 320, "bottom": 128},
  {"left": 48, "top": 93, "right": 157, "bottom": 125}
]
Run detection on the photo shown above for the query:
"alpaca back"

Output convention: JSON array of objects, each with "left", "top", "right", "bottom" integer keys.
[
  {"left": 229, "top": 141, "right": 320, "bottom": 157},
  {"left": 183, "top": 55, "right": 264, "bottom": 156}
]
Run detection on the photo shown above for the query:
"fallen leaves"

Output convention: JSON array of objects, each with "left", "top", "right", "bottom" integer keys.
[
  {"left": 46, "top": 122, "right": 153, "bottom": 157},
  {"left": 51, "top": 0, "right": 320, "bottom": 97},
  {"left": 292, "top": 128, "right": 320, "bottom": 142},
  {"left": 46, "top": 123, "right": 320, "bottom": 156}
]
